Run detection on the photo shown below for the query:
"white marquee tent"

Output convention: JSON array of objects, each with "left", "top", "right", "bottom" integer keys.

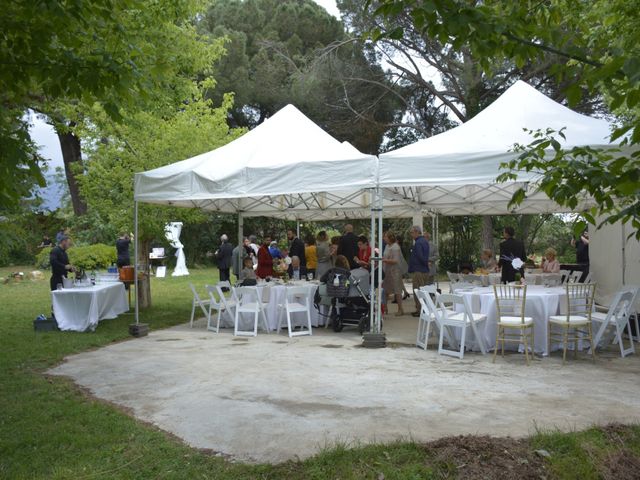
[
  {"left": 378, "top": 80, "right": 614, "bottom": 215},
  {"left": 133, "top": 81, "right": 632, "bottom": 326}
]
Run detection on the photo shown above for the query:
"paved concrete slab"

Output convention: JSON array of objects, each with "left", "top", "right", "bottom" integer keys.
[{"left": 49, "top": 314, "right": 640, "bottom": 464}]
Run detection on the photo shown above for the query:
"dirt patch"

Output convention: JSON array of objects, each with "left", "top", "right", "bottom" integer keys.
[{"left": 425, "top": 435, "right": 547, "bottom": 479}]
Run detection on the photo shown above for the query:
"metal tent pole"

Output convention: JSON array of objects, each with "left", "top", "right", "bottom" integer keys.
[
  {"left": 376, "top": 187, "right": 383, "bottom": 334},
  {"left": 134, "top": 201, "right": 139, "bottom": 325},
  {"left": 237, "top": 213, "right": 244, "bottom": 276},
  {"left": 369, "top": 188, "right": 376, "bottom": 332}
]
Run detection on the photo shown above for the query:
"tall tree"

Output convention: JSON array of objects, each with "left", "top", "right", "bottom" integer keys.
[
  {"left": 369, "top": 0, "right": 640, "bottom": 237},
  {"left": 1, "top": 0, "right": 221, "bottom": 211},
  {"left": 198, "top": 0, "right": 400, "bottom": 154}
]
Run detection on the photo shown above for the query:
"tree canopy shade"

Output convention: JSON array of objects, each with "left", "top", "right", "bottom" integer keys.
[
  {"left": 198, "top": 0, "right": 400, "bottom": 154},
  {"left": 0, "top": 0, "right": 222, "bottom": 209},
  {"left": 369, "top": 0, "right": 640, "bottom": 238}
]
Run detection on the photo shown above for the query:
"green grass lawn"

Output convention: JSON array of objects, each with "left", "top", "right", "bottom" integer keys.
[{"left": 1, "top": 266, "right": 640, "bottom": 479}]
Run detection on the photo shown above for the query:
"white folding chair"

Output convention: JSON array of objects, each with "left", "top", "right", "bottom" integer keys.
[
  {"left": 568, "top": 271, "right": 582, "bottom": 283},
  {"left": 583, "top": 272, "right": 593, "bottom": 284},
  {"left": 559, "top": 269, "right": 571, "bottom": 285},
  {"left": 277, "top": 286, "right": 313, "bottom": 337},
  {"left": 435, "top": 293, "right": 488, "bottom": 359},
  {"left": 415, "top": 286, "right": 437, "bottom": 349},
  {"left": 628, "top": 286, "right": 640, "bottom": 342},
  {"left": 493, "top": 284, "right": 535, "bottom": 365},
  {"left": 189, "top": 283, "right": 211, "bottom": 328},
  {"left": 467, "top": 274, "right": 485, "bottom": 286},
  {"left": 233, "top": 286, "right": 270, "bottom": 336},
  {"left": 204, "top": 284, "right": 236, "bottom": 333},
  {"left": 548, "top": 282, "right": 596, "bottom": 364},
  {"left": 450, "top": 281, "right": 474, "bottom": 293},
  {"left": 543, "top": 273, "right": 563, "bottom": 287},
  {"left": 591, "top": 289, "right": 635, "bottom": 358},
  {"left": 446, "top": 272, "right": 459, "bottom": 283}
]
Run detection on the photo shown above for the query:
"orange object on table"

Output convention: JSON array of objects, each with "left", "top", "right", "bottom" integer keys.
[{"left": 119, "top": 266, "right": 134, "bottom": 282}]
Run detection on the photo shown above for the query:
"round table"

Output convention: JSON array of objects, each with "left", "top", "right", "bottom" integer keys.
[{"left": 456, "top": 285, "right": 567, "bottom": 355}]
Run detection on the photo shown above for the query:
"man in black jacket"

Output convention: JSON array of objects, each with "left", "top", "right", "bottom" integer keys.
[
  {"left": 338, "top": 224, "right": 359, "bottom": 269},
  {"left": 216, "top": 234, "right": 234, "bottom": 283},
  {"left": 498, "top": 226, "right": 526, "bottom": 283},
  {"left": 50, "top": 236, "right": 75, "bottom": 291},
  {"left": 287, "top": 229, "right": 306, "bottom": 269}
]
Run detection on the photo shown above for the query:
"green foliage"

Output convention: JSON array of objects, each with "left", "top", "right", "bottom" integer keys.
[
  {"left": 77, "top": 87, "right": 242, "bottom": 253},
  {"left": 35, "top": 244, "right": 116, "bottom": 271},
  {"left": 370, "top": 0, "right": 640, "bottom": 237},
  {"left": 1, "top": 0, "right": 224, "bottom": 208},
  {"left": 199, "top": 0, "right": 400, "bottom": 154},
  {"left": 498, "top": 128, "right": 640, "bottom": 240}
]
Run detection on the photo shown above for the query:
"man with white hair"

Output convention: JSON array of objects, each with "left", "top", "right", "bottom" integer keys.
[
  {"left": 215, "top": 234, "right": 233, "bottom": 284},
  {"left": 408, "top": 225, "right": 430, "bottom": 316}
]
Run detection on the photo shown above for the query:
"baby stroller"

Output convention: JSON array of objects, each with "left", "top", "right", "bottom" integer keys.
[{"left": 315, "top": 267, "right": 378, "bottom": 334}]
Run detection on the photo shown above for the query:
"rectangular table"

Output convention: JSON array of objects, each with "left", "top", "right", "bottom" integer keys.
[{"left": 52, "top": 283, "right": 129, "bottom": 332}]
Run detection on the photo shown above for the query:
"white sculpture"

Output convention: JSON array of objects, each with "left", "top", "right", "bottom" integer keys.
[{"left": 165, "top": 222, "right": 189, "bottom": 277}]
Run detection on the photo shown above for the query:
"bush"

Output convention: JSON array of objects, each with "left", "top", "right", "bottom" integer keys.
[{"left": 35, "top": 243, "right": 117, "bottom": 271}]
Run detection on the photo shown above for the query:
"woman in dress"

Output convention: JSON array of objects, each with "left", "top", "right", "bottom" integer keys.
[
  {"left": 542, "top": 247, "right": 561, "bottom": 273},
  {"left": 256, "top": 236, "right": 274, "bottom": 279},
  {"left": 382, "top": 231, "right": 404, "bottom": 316},
  {"left": 315, "top": 231, "right": 331, "bottom": 279}
]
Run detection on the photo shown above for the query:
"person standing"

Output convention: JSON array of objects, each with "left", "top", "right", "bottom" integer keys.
[
  {"left": 256, "top": 236, "right": 274, "bottom": 279},
  {"left": 55, "top": 228, "right": 65, "bottom": 244},
  {"left": 287, "top": 229, "right": 306, "bottom": 270},
  {"left": 337, "top": 224, "right": 359, "bottom": 269},
  {"left": 498, "top": 226, "right": 526, "bottom": 283},
  {"left": 216, "top": 234, "right": 233, "bottom": 283},
  {"left": 354, "top": 236, "right": 371, "bottom": 269},
  {"left": 50, "top": 236, "right": 75, "bottom": 291},
  {"left": 304, "top": 236, "right": 317, "bottom": 277},
  {"left": 315, "top": 231, "right": 331, "bottom": 279},
  {"left": 424, "top": 231, "right": 439, "bottom": 285},
  {"left": 116, "top": 233, "right": 131, "bottom": 268},
  {"left": 408, "top": 226, "right": 429, "bottom": 317},
  {"left": 571, "top": 229, "right": 590, "bottom": 281},
  {"left": 382, "top": 232, "right": 405, "bottom": 316},
  {"left": 231, "top": 240, "right": 247, "bottom": 282}
]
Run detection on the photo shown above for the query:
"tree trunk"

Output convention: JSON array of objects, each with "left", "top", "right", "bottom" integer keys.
[
  {"left": 481, "top": 216, "right": 494, "bottom": 251},
  {"left": 137, "top": 239, "right": 152, "bottom": 308},
  {"left": 57, "top": 127, "right": 87, "bottom": 216}
]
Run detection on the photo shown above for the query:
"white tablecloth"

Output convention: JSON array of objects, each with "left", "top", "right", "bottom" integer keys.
[
  {"left": 52, "top": 283, "right": 129, "bottom": 332},
  {"left": 234, "top": 283, "right": 320, "bottom": 331},
  {"left": 457, "top": 286, "right": 566, "bottom": 355}
]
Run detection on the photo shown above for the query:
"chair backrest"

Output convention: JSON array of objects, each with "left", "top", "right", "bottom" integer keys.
[
  {"left": 450, "top": 281, "right": 474, "bottom": 293},
  {"left": 583, "top": 272, "right": 593, "bottom": 284},
  {"left": 493, "top": 284, "right": 527, "bottom": 323},
  {"left": 217, "top": 280, "right": 232, "bottom": 290},
  {"left": 419, "top": 284, "right": 437, "bottom": 295},
  {"left": 189, "top": 283, "right": 203, "bottom": 303},
  {"left": 415, "top": 288, "right": 436, "bottom": 318},
  {"left": 205, "top": 285, "right": 222, "bottom": 307},
  {"left": 285, "top": 286, "right": 310, "bottom": 307},
  {"left": 569, "top": 271, "right": 582, "bottom": 283},
  {"left": 543, "top": 273, "right": 563, "bottom": 287},
  {"left": 559, "top": 269, "right": 571, "bottom": 284},
  {"left": 467, "top": 274, "right": 484, "bottom": 286},
  {"left": 446, "top": 272, "right": 459, "bottom": 283},
  {"left": 436, "top": 293, "right": 475, "bottom": 324},
  {"left": 563, "top": 283, "right": 596, "bottom": 320},
  {"left": 234, "top": 286, "right": 263, "bottom": 309},
  {"left": 604, "top": 290, "right": 635, "bottom": 324},
  {"left": 623, "top": 285, "right": 640, "bottom": 315}
]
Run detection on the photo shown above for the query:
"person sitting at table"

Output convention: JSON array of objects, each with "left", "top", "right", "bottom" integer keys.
[
  {"left": 39, "top": 235, "right": 53, "bottom": 248},
  {"left": 239, "top": 257, "right": 257, "bottom": 283},
  {"left": 329, "top": 235, "right": 341, "bottom": 266},
  {"left": 542, "top": 247, "right": 561, "bottom": 273},
  {"left": 354, "top": 235, "right": 371, "bottom": 270},
  {"left": 50, "top": 236, "right": 76, "bottom": 291},
  {"left": 480, "top": 249, "right": 498, "bottom": 272},
  {"left": 287, "top": 255, "right": 307, "bottom": 280},
  {"left": 256, "top": 236, "right": 274, "bottom": 279}
]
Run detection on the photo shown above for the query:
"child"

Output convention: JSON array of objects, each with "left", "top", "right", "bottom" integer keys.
[{"left": 239, "top": 257, "right": 257, "bottom": 282}]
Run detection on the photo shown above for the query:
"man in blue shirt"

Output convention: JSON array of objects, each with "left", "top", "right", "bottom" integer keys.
[{"left": 408, "top": 225, "right": 429, "bottom": 317}]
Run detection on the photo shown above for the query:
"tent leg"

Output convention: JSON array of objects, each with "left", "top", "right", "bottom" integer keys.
[
  {"left": 376, "top": 187, "right": 383, "bottom": 334},
  {"left": 134, "top": 201, "right": 139, "bottom": 325},
  {"left": 369, "top": 188, "right": 376, "bottom": 333},
  {"left": 237, "top": 213, "right": 244, "bottom": 277}
]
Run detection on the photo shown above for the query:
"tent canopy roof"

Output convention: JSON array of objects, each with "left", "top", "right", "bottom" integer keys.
[{"left": 379, "top": 81, "right": 615, "bottom": 215}]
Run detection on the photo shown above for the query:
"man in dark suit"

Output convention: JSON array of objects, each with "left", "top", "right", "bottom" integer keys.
[
  {"left": 215, "top": 234, "right": 234, "bottom": 283},
  {"left": 50, "top": 236, "right": 75, "bottom": 291},
  {"left": 287, "top": 229, "right": 306, "bottom": 269},
  {"left": 499, "top": 226, "right": 526, "bottom": 283},
  {"left": 337, "top": 224, "right": 359, "bottom": 269}
]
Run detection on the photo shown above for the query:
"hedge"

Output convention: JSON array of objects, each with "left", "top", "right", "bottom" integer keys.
[{"left": 35, "top": 244, "right": 117, "bottom": 271}]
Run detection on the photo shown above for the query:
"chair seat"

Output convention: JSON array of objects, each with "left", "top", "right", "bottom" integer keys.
[
  {"left": 498, "top": 316, "right": 534, "bottom": 326},
  {"left": 237, "top": 303, "right": 262, "bottom": 312},
  {"left": 549, "top": 315, "right": 590, "bottom": 325},
  {"left": 590, "top": 311, "right": 616, "bottom": 323},
  {"left": 444, "top": 312, "right": 486, "bottom": 323}
]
